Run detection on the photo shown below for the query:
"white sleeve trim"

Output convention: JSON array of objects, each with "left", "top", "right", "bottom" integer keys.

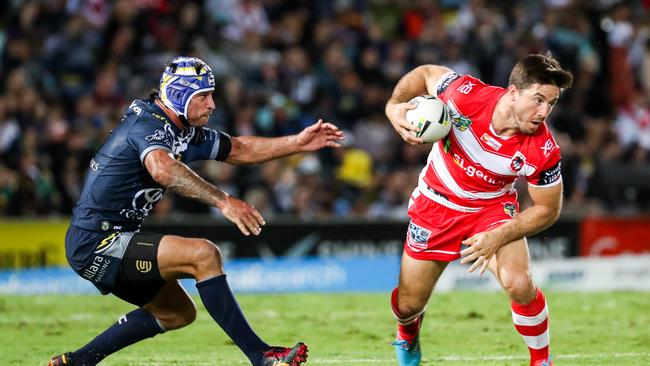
[
  {"left": 209, "top": 133, "right": 220, "bottom": 160},
  {"left": 140, "top": 145, "right": 172, "bottom": 165}
]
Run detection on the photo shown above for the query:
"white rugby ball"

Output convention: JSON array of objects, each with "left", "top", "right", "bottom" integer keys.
[{"left": 405, "top": 95, "right": 451, "bottom": 143}]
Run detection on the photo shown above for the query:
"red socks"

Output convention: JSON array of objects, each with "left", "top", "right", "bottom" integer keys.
[
  {"left": 391, "top": 287, "right": 423, "bottom": 342},
  {"left": 511, "top": 288, "right": 550, "bottom": 363}
]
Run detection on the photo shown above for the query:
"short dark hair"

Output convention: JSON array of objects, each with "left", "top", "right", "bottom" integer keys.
[{"left": 508, "top": 53, "right": 573, "bottom": 90}]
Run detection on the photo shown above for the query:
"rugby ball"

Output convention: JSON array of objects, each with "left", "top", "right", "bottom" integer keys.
[{"left": 405, "top": 95, "right": 451, "bottom": 143}]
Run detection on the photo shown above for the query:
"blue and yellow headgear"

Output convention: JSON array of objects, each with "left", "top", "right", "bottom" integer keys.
[{"left": 159, "top": 56, "right": 215, "bottom": 120}]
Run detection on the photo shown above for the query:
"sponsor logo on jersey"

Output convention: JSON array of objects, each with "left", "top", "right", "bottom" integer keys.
[
  {"left": 539, "top": 161, "right": 561, "bottom": 185},
  {"left": 503, "top": 202, "right": 517, "bottom": 217},
  {"left": 407, "top": 221, "right": 431, "bottom": 250},
  {"left": 135, "top": 260, "right": 152, "bottom": 273},
  {"left": 480, "top": 133, "right": 502, "bottom": 151},
  {"left": 437, "top": 72, "right": 461, "bottom": 94},
  {"left": 120, "top": 188, "right": 164, "bottom": 220},
  {"left": 82, "top": 255, "right": 112, "bottom": 282},
  {"left": 95, "top": 232, "right": 121, "bottom": 254},
  {"left": 457, "top": 80, "right": 475, "bottom": 94},
  {"left": 453, "top": 153, "right": 502, "bottom": 185},
  {"left": 541, "top": 139, "right": 555, "bottom": 156},
  {"left": 145, "top": 129, "right": 169, "bottom": 142},
  {"left": 90, "top": 158, "right": 99, "bottom": 171},
  {"left": 129, "top": 100, "right": 143, "bottom": 116},
  {"left": 509, "top": 151, "right": 526, "bottom": 173}
]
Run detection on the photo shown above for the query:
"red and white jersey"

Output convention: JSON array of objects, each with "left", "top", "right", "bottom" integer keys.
[{"left": 418, "top": 72, "right": 562, "bottom": 212}]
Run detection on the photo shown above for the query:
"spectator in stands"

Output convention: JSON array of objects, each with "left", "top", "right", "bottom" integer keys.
[{"left": 0, "top": 0, "right": 649, "bottom": 217}]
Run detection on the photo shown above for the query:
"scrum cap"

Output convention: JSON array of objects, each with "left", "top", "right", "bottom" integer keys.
[{"left": 159, "top": 56, "right": 215, "bottom": 119}]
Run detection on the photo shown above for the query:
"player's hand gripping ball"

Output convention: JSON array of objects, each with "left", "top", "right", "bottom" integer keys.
[{"left": 406, "top": 95, "right": 452, "bottom": 143}]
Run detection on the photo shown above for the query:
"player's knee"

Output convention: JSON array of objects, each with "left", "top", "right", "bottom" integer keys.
[
  {"left": 501, "top": 271, "right": 535, "bottom": 304},
  {"left": 191, "top": 238, "right": 223, "bottom": 270}
]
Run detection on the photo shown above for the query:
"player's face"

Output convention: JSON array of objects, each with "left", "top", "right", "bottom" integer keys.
[
  {"left": 187, "top": 91, "right": 215, "bottom": 126},
  {"left": 512, "top": 84, "right": 560, "bottom": 135}
]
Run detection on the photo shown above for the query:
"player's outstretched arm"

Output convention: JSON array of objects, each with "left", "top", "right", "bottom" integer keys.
[
  {"left": 224, "top": 119, "right": 344, "bottom": 165},
  {"left": 385, "top": 65, "right": 453, "bottom": 145},
  {"left": 144, "top": 149, "right": 265, "bottom": 236}
]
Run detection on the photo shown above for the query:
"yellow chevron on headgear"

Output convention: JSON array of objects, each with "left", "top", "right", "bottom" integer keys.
[{"left": 159, "top": 56, "right": 215, "bottom": 118}]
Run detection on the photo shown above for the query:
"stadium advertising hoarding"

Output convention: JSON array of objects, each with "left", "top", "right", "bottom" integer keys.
[
  {"left": 143, "top": 217, "right": 580, "bottom": 260},
  {"left": 0, "top": 256, "right": 402, "bottom": 294},
  {"left": 0, "top": 220, "right": 68, "bottom": 269},
  {"left": 10, "top": 215, "right": 646, "bottom": 270},
  {"left": 2, "top": 255, "right": 649, "bottom": 295},
  {"left": 580, "top": 217, "right": 650, "bottom": 256}
]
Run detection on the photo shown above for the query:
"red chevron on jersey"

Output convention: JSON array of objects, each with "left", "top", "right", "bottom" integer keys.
[{"left": 415, "top": 73, "right": 562, "bottom": 212}]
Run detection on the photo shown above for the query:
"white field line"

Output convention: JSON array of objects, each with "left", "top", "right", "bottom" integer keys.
[
  {"left": 111, "top": 352, "right": 650, "bottom": 365},
  {"left": 317, "top": 352, "right": 650, "bottom": 363}
]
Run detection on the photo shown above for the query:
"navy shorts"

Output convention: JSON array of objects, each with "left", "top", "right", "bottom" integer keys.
[{"left": 66, "top": 226, "right": 166, "bottom": 306}]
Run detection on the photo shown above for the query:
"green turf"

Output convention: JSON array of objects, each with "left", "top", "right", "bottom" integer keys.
[{"left": 2, "top": 291, "right": 649, "bottom": 365}]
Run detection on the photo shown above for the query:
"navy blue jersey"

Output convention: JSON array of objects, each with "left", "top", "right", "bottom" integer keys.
[{"left": 71, "top": 98, "right": 231, "bottom": 234}]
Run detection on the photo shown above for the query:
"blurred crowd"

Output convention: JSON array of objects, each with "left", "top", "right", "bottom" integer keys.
[{"left": 1, "top": 0, "right": 650, "bottom": 220}]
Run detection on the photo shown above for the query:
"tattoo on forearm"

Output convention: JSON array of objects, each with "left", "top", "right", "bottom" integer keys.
[{"left": 166, "top": 162, "right": 227, "bottom": 207}]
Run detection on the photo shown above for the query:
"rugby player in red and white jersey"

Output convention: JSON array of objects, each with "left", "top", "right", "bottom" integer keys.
[{"left": 385, "top": 54, "right": 573, "bottom": 366}]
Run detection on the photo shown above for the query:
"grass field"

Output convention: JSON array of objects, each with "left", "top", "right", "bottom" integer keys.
[{"left": 2, "top": 291, "right": 649, "bottom": 365}]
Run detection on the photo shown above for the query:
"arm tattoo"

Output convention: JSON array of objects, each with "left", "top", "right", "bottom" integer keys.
[{"left": 166, "top": 160, "right": 228, "bottom": 207}]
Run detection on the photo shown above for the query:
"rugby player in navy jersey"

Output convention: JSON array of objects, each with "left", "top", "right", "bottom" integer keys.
[{"left": 48, "top": 56, "right": 343, "bottom": 366}]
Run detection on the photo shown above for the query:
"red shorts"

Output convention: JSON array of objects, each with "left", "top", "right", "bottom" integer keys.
[{"left": 404, "top": 188, "right": 519, "bottom": 261}]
